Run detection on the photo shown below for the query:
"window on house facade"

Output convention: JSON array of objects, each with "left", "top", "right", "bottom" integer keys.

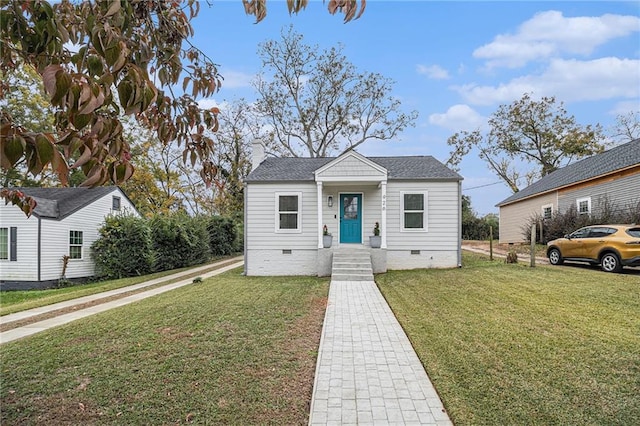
[
  {"left": 69, "top": 230, "right": 83, "bottom": 259},
  {"left": 0, "top": 228, "right": 8, "bottom": 260},
  {"left": 276, "top": 193, "right": 301, "bottom": 232},
  {"left": 401, "top": 191, "right": 428, "bottom": 231},
  {"left": 112, "top": 196, "right": 121, "bottom": 210},
  {"left": 542, "top": 204, "right": 553, "bottom": 220},
  {"left": 576, "top": 197, "right": 591, "bottom": 216}
]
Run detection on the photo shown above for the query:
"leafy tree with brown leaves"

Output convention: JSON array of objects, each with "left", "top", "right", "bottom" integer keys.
[
  {"left": 446, "top": 93, "right": 605, "bottom": 193},
  {"left": 0, "top": 0, "right": 366, "bottom": 214}
]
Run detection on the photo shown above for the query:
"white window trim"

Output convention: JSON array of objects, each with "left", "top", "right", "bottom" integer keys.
[
  {"left": 112, "top": 196, "right": 121, "bottom": 211},
  {"left": 541, "top": 204, "right": 553, "bottom": 220},
  {"left": 69, "top": 230, "right": 84, "bottom": 260},
  {"left": 0, "top": 227, "right": 8, "bottom": 261},
  {"left": 275, "top": 192, "right": 302, "bottom": 233},
  {"left": 576, "top": 197, "right": 591, "bottom": 215},
  {"left": 400, "top": 191, "right": 428, "bottom": 232}
]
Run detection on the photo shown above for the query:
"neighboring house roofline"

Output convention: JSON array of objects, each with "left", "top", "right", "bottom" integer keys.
[
  {"left": 6, "top": 186, "right": 139, "bottom": 220},
  {"left": 496, "top": 138, "right": 640, "bottom": 207},
  {"left": 498, "top": 163, "right": 640, "bottom": 207}
]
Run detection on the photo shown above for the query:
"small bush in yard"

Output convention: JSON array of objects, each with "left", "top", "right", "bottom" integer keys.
[
  {"left": 92, "top": 215, "right": 154, "bottom": 279},
  {"left": 505, "top": 251, "right": 518, "bottom": 263}
]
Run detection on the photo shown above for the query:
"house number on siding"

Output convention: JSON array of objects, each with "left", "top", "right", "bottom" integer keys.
[{"left": 382, "top": 194, "right": 386, "bottom": 211}]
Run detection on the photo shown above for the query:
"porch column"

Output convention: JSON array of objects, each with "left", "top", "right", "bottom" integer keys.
[
  {"left": 317, "top": 181, "right": 323, "bottom": 248},
  {"left": 381, "top": 180, "right": 387, "bottom": 248}
]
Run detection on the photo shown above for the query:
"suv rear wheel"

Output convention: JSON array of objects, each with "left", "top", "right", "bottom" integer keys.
[{"left": 600, "top": 252, "right": 622, "bottom": 273}]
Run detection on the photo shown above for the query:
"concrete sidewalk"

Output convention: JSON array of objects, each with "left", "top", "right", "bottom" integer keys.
[
  {"left": 309, "top": 280, "right": 452, "bottom": 425},
  {"left": 1, "top": 258, "right": 243, "bottom": 344}
]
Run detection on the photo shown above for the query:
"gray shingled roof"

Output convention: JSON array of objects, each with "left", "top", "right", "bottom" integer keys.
[
  {"left": 497, "top": 138, "right": 640, "bottom": 206},
  {"left": 11, "top": 187, "right": 121, "bottom": 219},
  {"left": 245, "top": 155, "right": 462, "bottom": 182}
]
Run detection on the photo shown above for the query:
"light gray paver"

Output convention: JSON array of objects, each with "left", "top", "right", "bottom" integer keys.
[{"left": 309, "top": 280, "right": 452, "bottom": 425}]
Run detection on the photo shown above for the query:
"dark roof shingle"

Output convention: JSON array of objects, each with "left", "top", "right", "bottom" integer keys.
[
  {"left": 10, "top": 187, "right": 120, "bottom": 219},
  {"left": 245, "top": 155, "right": 462, "bottom": 182},
  {"left": 497, "top": 138, "right": 640, "bottom": 206}
]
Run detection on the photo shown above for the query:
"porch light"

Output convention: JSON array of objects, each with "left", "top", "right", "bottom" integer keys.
[{"left": 327, "top": 195, "right": 333, "bottom": 207}]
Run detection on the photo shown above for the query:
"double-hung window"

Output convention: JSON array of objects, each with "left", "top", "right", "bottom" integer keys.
[
  {"left": 276, "top": 192, "right": 302, "bottom": 233},
  {"left": 0, "top": 228, "right": 8, "bottom": 260},
  {"left": 69, "top": 230, "right": 83, "bottom": 259},
  {"left": 401, "top": 191, "right": 428, "bottom": 231},
  {"left": 541, "top": 204, "right": 553, "bottom": 220},
  {"left": 576, "top": 197, "right": 591, "bottom": 216},
  {"left": 112, "top": 196, "right": 121, "bottom": 211}
]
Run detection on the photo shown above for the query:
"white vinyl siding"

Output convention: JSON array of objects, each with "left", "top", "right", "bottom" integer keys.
[{"left": 401, "top": 191, "right": 427, "bottom": 232}]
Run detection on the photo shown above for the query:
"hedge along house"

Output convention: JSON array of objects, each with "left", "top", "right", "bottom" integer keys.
[
  {"left": 496, "top": 138, "right": 640, "bottom": 244},
  {"left": 244, "top": 141, "right": 463, "bottom": 276},
  {"left": 0, "top": 186, "right": 139, "bottom": 290}
]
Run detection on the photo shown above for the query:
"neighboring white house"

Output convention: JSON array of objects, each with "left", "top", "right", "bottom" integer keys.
[
  {"left": 0, "top": 186, "right": 139, "bottom": 290},
  {"left": 244, "top": 142, "right": 463, "bottom": 276},
  {"left": 496, "top": 138, "right": 640, "bottom": 243}
]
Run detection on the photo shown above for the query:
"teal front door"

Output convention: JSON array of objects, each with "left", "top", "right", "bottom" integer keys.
[{"left": 340, "top": 194, "right": 362, "bottom": 244}]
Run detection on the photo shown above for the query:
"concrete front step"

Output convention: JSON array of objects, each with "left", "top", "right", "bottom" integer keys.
[{"left": 332, "top": 250, "right": 374, "bottom": 281}]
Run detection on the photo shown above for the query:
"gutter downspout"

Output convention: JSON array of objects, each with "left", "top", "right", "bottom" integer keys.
[{"left": 38, "top": 216, "right": 42, "bottom": 281}]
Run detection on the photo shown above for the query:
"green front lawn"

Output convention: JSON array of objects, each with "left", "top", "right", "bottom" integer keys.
[
  {"left": 0, "top": 257, "right": 240, "bottom": 316},
  {"left": 1, "top": 270, "right": 329, "bottom": 425},
  {"left": 377, "top": 253, "right": 640, "bottom": 425}
]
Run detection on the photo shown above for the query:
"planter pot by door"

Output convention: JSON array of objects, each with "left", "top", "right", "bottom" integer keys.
[
  {"left": 323, "top": 235, "right": 333, "bottom": 248},
  {"left": 369, "top": 235, "right": 381, "bottom": 248}
]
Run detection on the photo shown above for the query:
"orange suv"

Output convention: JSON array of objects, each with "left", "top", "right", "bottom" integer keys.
[{"left": 547, "top": 224, "right": 640, "bottom": 273}]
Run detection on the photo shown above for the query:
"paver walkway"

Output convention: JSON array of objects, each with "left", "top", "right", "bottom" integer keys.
[
  {"left": 0, "top": 258, "right": 243, "bottom": 344},
  {"left": 309, "top": 280, "right": 452, "bottom": 425}
]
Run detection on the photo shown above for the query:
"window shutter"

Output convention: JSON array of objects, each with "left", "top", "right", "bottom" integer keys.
[{"left": 10, "top": 227, "right": 17, "bottom": 261}]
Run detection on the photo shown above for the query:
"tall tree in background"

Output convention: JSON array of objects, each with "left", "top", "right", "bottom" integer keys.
[
  {"left": 211, "top": 99, "right": 258, "bottom": 216},
  {"left": 254, "top": 27, "right": 417, "bottom": 157},
  {"left": 0, "top": 0, "right": 365, "bottom": 214},
  {"left": 447, "top": 94, "right": 605, "bottom": 193},
  {"left": 609, "top": 110, "right": 640, "bottom": 143}
]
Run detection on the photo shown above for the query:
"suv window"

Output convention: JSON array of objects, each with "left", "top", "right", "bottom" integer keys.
[
  {"left": 626, "top": 227, "right": 640, "bottom": 238},
  {"left": 569, "top": 228, "right": 590, "bottom": 239},
  {"left": 587, "top": 227, "right": 617, "bottom": 238}
]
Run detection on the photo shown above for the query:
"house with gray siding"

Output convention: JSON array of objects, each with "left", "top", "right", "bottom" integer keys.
[
  {"left": 0, "top": 186, "right": 139, "bottom": 290},
  {"left": 244, "top": 142, "right": 463, "bottom": 276},
  {"left": 496, "top": 138, "right": 640, "bottom": 243}
]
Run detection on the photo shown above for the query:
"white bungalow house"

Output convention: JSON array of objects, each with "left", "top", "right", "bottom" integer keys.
[
  {"left": 244, "top": 141, "right": 463, "bottom": 276},
  {"left": 0, "top": 186, "right": 138, "bottom": 290}
]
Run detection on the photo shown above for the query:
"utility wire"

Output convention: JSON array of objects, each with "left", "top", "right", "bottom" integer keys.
[{"left": 462, "top": 181, "right": 502, "bottom": 191}]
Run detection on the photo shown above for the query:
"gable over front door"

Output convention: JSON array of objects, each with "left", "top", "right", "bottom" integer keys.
[{"left": 340, "top": 193, "right": 362, "bottom": 244}]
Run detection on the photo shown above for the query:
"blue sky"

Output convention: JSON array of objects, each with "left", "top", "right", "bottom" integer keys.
[{"left": 189, "top": 1, "right": 640, "bottom": 215}]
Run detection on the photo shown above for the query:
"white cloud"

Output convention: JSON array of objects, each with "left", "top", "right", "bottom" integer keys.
[
  {"left": 609, "top": 100, "right": 640, "bottom": 116},
  {"left": 219, "top": 69, "right": 254, "bottom": 89},
  {"left": 428, "top": 104, "right": 486, "bottom": 132},
  {"left": 455, "top": 57, "right": 640, "bottom": 105},
  {"left": 416, "top": 64, "right": 450, "bottom": 80},
  {"left": 474, "top": 11, "right": 640, "bottom": 69}
]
